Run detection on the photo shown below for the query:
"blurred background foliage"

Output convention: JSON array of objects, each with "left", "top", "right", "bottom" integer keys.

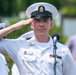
[
  {"left": 0, "top": 0, "right": 61, "bottom": 17},
  {"left": 0, "top": 0, "right": 76, "bottom": 75},
  {"left": 60, "top": 0, "right": 76, "bottom": 17}
]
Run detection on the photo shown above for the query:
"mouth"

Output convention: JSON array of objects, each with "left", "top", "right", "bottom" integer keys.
[
  {"left": 37, "top": 29, "right": 45, "bottom": 32},
  {"left": 38, "top": 29, "right": 45, "bottom": 30}
]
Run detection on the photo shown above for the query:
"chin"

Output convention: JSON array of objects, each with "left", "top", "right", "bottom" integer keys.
[{"left": 38, "top": 32, "right": 45, "bottom": 35}]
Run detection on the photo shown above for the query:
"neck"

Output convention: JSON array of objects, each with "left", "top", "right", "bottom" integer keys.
[{"left": 35, "top": 34, "right": 50, "bottom": 42}]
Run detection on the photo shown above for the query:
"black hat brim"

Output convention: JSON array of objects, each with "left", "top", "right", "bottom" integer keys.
[{"left": 31, "top": 11, "right": 52, "bottom": 20}]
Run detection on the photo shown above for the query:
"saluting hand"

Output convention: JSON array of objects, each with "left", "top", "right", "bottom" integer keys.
[
  {"left": 13, "top": 18, "right": 33, "bottom": 30},
  {"left": 0, "top": 18, "right": 33, "bottom": 39}
]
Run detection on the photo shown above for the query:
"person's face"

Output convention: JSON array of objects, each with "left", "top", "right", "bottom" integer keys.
[{"left": 30, "top": 18, "right": 52, "bottom": 36}]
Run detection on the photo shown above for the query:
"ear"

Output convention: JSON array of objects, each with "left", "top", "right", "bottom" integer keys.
[
  {"left": 50, "top": 22, "right": 52, "bottom": 29},
  {"left": 30, "top": 22, "right": 34, "bottom": 29}
]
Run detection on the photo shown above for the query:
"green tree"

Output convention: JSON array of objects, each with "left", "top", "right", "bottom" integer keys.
[
  {"left": 0, "top": 0, "right": 18, "bottom": 17},
  {"left": 60, "top": 0, "right": 76, "bottom": 17},
  {"left": 18, "top": 0, "right": 61, "bottom": 12},
  {"left": 0, "top": 0, "right": 61, "bottom": 17}
]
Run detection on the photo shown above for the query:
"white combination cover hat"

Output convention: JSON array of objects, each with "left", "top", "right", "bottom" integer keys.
[
  {"left": 0, "top": 23, "right": 6, "bottom": 29},
  {"left": 19, "top": 30, "right": 34, "bottom": 40},
  {"left": 26, "top": 2, "right": 58, "bottom": 19}
]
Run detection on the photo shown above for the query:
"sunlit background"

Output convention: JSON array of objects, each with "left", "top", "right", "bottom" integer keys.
[{"left": 0, "top": 0, "right": 76, "bottom": 75}]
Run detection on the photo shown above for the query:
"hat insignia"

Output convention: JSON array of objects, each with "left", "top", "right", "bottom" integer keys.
[{"left": 39, "top": 6, "right": 43, "bottom": 12}]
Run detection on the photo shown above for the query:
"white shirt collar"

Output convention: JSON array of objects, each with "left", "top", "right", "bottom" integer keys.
[{"left": 28, "top": 36, "right": 53, "bottom": 47}]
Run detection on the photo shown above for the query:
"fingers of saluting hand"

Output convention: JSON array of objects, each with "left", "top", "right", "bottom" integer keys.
[
  {"left": 20, "top": 18, "right": 33, "bottom": 26},
  {"left": 12, "top": 18, "right": 33, "bottom": 30}
]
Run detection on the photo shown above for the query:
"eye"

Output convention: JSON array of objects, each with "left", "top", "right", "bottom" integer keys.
[
  {"left": 43, "top": 19, "right": 48, "bottom": 22},
  {"left": 34, "top": 19, "right": 40, "bottom": 22}
]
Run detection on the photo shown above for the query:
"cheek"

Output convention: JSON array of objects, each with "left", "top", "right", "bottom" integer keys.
[{"left": 47, "top": 24, "right": 52, "bottom": 30}]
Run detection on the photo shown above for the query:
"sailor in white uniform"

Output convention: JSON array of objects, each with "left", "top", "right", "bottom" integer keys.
[
  {"left": 0, "top": 2, "right": 76, "bottom": 75},
  {"left": 0, "top": 53, "right": 9, "bottom": 75}
]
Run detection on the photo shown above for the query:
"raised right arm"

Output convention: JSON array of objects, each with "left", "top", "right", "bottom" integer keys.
[{"left": 0, "top": 18, "right": 33, "bottom": 40}]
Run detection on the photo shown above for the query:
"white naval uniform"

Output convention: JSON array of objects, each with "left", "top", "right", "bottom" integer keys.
[
  {"left": 0, "top": 36, "right": 76, "bottom": 75},
  {"left": 0, "top": 53, "right": 9, "bottom": 75}
]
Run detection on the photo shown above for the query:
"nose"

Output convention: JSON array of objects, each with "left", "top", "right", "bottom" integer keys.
[{"left": 39, "top": 22, "right": 44, "bottom": 27}]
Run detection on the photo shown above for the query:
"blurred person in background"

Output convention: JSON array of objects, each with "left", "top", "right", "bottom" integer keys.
[
  {"left": 12, "top": 63, "right": 20, "bottom": 75},
  {"left": 65, "top": 35, "right": 76, "bottom": 63},
  {"left": 0, "top": 53, "right": 9, "bottom": 75},
  {"left": 0, "top": 23, "right": 9, "bottom": 75}
]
